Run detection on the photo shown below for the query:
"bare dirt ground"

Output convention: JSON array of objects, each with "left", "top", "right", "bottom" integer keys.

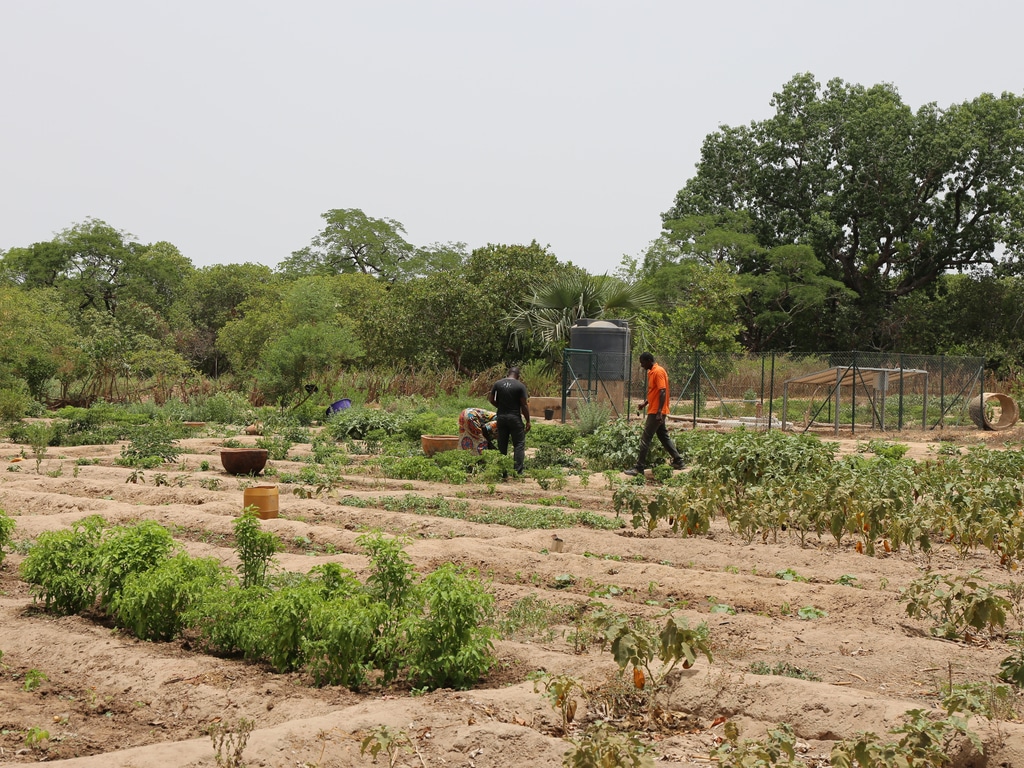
[{"left": 1, "top": 424, "right": 1024, "bottom": 767}]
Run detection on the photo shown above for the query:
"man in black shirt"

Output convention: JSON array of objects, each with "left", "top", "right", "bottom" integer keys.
[{"left": 488, "top": 366, "right": 531, "bottom": 475}]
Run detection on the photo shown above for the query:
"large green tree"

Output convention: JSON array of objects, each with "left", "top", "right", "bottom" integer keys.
[
  {"left": 666, "top": 73, "right": 1024, "bottom": 347},
  {"left": 280, "top": 208, "right": 414, "bottom": 283},
  {"left": 169, "top": 263, "right": 278, "bottom": 375}
]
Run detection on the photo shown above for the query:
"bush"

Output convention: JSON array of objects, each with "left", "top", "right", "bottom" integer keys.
[
  {"left": 0, "top": 388, "right": 32, "bottom": 422},
  {"left": 326, "top": 407, "right": 408, "bottom": 440},
  {"left": 234, "top": 511, "right": 282, "bottom": 589},
  {"left": 359, "top": 532, "right": 417, "bottom": 682},
  {"left": 573, "top": 400, "right": 612, "bottom": 436},
  {"left": 96, "top": 521, "right": 178, "bottom": 609},
  {"left": 251, "top": 578, "right": 326, "bottom": 672},
  {"left": 0, "top": 509, "right": 15, "bottom": 566},
  {"left": 111, "top": 554, "right": 229, "bottom": 641},
  {"left": 579, "top": 417, "right": 654, "bottom": 471},
  {"left": 20, "top": 516, "right": 106, "bottom": 614},
  {"left": 185, "top": 584, "right": 270, "bottom": 657},
  {"left": 406, "top": 564, "right": 495, "bottom": 690},
  {"left": 304, "top": 594, "right": 377, "bottom": 689},
  {"left": 116, "top": 424, "right": 182, "bottom": 467}
]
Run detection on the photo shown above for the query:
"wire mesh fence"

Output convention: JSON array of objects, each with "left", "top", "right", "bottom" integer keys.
[{"left": 565, "top": 350, "right": 992, "bottom": 435}]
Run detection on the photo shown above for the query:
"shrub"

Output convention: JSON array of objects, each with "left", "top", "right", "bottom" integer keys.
[
  {"left": 0, "top": 388, "right": 32, "bottom": 422},
  {"left": 116, "top": 424, "right": 182, "bottom": 467},
  {"left": 303, "top": 593, "right": 377, "bottom": 689},
  {"left": 96, "top": 521, "right": 178, "bottom": 608},
  {"left": 326, "top": 407, "right": 408, "bottom": 440},
  {"left": 573, "top": 400, "right": 612, "bottom": 436},
  {"left": 234, "top": 510, "right": 282, "bottom": 589},
  {"left": 185, "top": 584, "right": 270, "bottom": 657},
  {"left": 406, "top": 564, "right": 495, "bottom": 690},
  {"left": 0, "top": 509, "right": 15, "bottom": 566},
  {"left": 359, "top": 532, "right": 417, "bottom": 681},
  {"left": 579, "top": 417, "right": 654, "bottom": 471},
  {"left": 20, "top": 516, "right": 106, "bottom": 614},
  {"left": 252, "top": 578, "right": 326, "bottom": 672},
  {"left": 111, "top": 554, "right": 229, "bottom": 641}
]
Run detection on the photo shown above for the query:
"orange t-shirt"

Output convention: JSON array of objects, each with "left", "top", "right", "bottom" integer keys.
[{"left": 646, "top": 363, "right": 670, "bottom": 415}]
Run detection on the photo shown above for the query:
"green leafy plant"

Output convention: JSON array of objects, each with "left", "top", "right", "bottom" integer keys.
[
  {"left": 534, "top": 673, "right": 588, "bottom": 734},
  {"left": 998, "top": 633, "right": 1024, "bottom": 687},
  {"left": 0, "top": 508, "right": 15, "bottom": 566},
  {"left": 598, "top": 610, "right": 712, "bottom": 697},
  {"left": 95, "top": 520, "right": 178, "bottom": 609},
  {"left": 360, "top": 725, "right": 416, "bottom": 768},
  {"left": 563, "top": 722, "right": 654, "bottom": 768},
  {"left": 774, "top": 568, "right": 808, "bottom": 582},
  {"left": 24, "top": 726, "right": 49, "bottom": 747},
  {"left": 903, "top": 570, "right": 1009, "bottom": 639},
  {"left": 24, "top": 422, "right": 52, "bottom": 474},
  {"left": 713, "top": 722, "right": 802, "bottom": 768},
  {"left": 20, "top": 515, "right": 106, "bottom": 614},
  {"left": 22, "top": 668, "right": 47, "bottom": 691},
  {"left": 116, "top": 424, "right": 181, "bottom": 468},
  {"left": 942, "top": 680, "right": 1017, "bottom": 720},
  {"left": 303, "top": 592, "right": 376, "bottom": 690},
  {"left": 405, "top": 563, "right": 496, "bottom": 690},
  {"left": 111, "top": 554, "right": 229, "bottom": 641},
  {"left": 256, "top": 434, "right": 293, "bottom": 461},
  {"left": 830, "top": 709, "right": 980, "bottom": 768},
  {"left": 234, "top": 509, "right": 282, "bottom": 589},
  {"left": 797, "top": 605, "right": 827, "bottom": 620}
]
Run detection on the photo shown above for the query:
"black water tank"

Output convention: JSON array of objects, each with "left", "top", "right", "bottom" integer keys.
[{"left": 568, "top": 319, "right": 631, "bottom": 380}]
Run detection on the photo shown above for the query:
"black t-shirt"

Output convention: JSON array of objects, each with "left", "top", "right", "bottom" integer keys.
[{"left": 490, "top": 377, "right": 528, "bottom": 418}]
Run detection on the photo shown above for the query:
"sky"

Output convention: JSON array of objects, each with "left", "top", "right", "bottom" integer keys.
[{"left": 2, "top": 1, "right": 1023, "bottom": 277}]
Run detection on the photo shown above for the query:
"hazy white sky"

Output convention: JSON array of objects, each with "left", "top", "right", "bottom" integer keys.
[{"left": 2, "top": 1, "right": 1022, "bottom": 276}]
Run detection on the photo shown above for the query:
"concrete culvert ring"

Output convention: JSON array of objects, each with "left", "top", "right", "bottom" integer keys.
[{"left": 969, "top": 392, "right": 1020, "bottom": 430}]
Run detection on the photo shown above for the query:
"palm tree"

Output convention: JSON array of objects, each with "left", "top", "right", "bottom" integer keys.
[{"left": 507, "top": 273, "right": 655, "bottom": 360}]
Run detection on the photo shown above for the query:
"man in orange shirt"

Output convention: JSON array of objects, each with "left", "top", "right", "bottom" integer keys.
[{"left": 624, "top": 352, "right": 684, "bottom": 476}]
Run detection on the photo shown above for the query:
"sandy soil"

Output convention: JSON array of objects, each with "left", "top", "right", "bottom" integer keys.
[{"left": 1, "top": 425, "right": 1024, "bottom": 767}]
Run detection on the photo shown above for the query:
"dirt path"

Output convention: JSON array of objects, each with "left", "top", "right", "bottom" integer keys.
[{"left": 1, "top": 428, "right": 1023, "bottom": 767}]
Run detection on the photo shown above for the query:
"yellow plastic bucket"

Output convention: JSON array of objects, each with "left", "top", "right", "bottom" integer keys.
[{"left": 242, "top": 485, "right": 279, "bottom": 520}]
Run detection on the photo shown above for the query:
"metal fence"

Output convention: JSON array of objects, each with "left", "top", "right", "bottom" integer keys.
[{"left": 599, "top": 351, "right": 988, "bottom": 435}]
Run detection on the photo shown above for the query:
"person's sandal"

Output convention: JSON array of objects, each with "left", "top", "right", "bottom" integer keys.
[{"left": 624, "top": 468, "right": 641, "bottom": 476}]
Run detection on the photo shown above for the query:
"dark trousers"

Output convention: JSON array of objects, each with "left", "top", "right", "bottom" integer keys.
[
  {"left": 496, "top": 415, "right": 526, "bottom": 474},
  {"left": 635, "top": 414, "right": 682, "bottom": 469}
]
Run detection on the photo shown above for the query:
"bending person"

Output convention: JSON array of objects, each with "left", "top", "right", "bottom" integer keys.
[{"left": 458, "top": 407, "right": 497, "bottom": 454}]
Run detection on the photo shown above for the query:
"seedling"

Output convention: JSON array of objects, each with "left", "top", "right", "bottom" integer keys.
[
  {"left": 23, "top": 669, "right": 47, "bottom": 691},
  {"left": 209, "top": 717, "right": 254, "bottom": 768},
  {"left": 797, "top": 605, "right": 827, "bottom": 620},
  {"left": 24, "top": 727, "right": 49, "bottom": 747},
  {"left": 360, "top": 725, "right": 417, "bottom": 768}
]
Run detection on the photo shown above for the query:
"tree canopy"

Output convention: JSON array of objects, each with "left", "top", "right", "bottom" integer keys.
[
  {"left": 280, "top": 208, "right": 414, "bottom": 282},
  {"left": 665, "top": 73, "right": 1024, "bottom": 347}
]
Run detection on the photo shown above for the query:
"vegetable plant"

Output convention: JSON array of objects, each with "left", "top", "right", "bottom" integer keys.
[
  {"left": 405, "top": 563, "right": 496, "bottom": 690},
  {"left": 234, "top": 509, "right": 282, "bottom": 588},
  {"left": 903, "top": 570, "right": 1009, "bottom": 639},
  {"left": 20, "top": 515, "right": 106, "bottom": 614}
]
